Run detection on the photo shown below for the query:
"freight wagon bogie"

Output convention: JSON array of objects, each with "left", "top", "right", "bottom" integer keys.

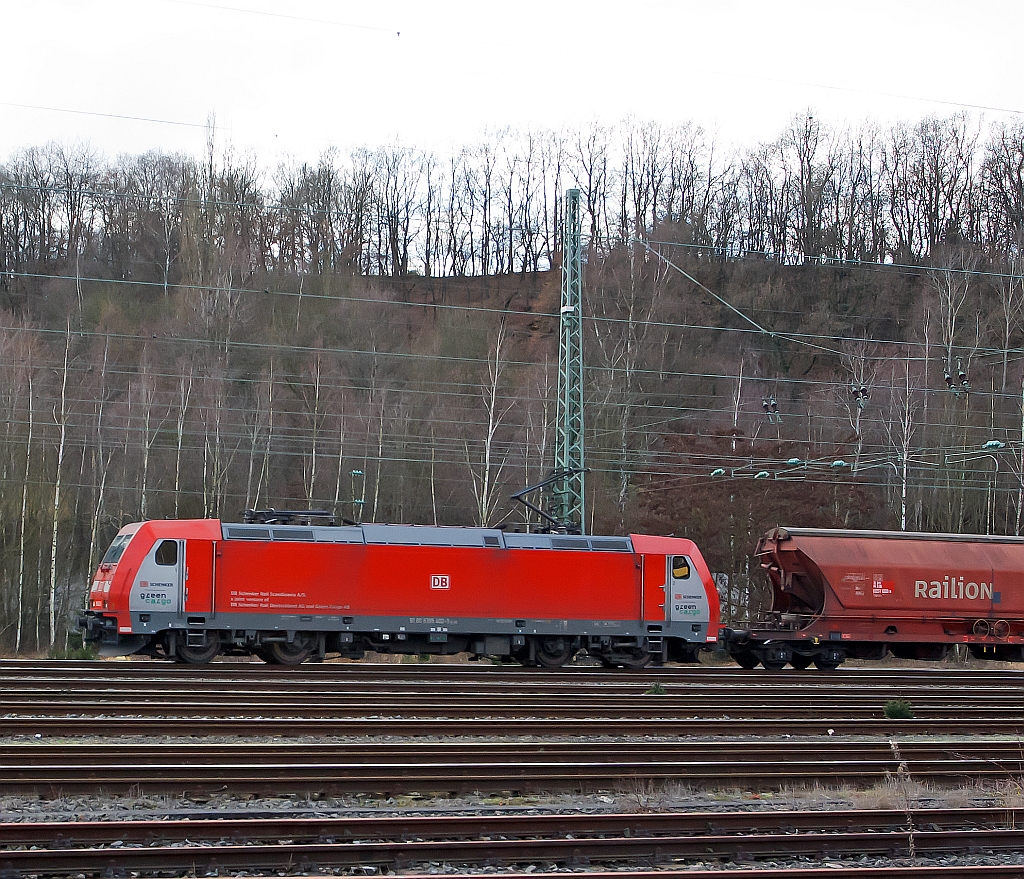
[
  {"left": 79, "top": 519, "right": 720, "bottom": 669},
  {"left": 724, "top": 635, "right": 850, "bottom": 670}
]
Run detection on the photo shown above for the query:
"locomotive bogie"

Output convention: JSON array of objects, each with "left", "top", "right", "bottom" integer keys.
[{"left": 80, "top": 520, "right": 720, "bottom": 668}]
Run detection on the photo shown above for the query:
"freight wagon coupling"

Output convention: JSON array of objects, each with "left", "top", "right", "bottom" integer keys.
[
  {"left": 724, "top": 526, "right": 1024, "bottom": 670},
  {"left": 79, "top": 518, "right": 719, "bottom": 668}
]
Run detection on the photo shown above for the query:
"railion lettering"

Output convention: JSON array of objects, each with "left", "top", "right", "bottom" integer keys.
[{"left": 914, "top": 577, "right": 993, "bottom": 600}]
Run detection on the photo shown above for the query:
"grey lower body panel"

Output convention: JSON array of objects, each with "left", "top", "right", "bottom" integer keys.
[{"left": 82, "top": 610, "right": 710, "bottom": 654}]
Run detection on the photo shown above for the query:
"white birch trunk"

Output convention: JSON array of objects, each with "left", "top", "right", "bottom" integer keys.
[{"left": 49, "top": 327, "right": 71, "bottom": 647}]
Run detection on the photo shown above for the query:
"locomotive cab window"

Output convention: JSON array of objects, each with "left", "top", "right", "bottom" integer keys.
[
  {"left": 100, "top": 533, "right": 133, "bottom": 566},
  {"left": 671, "top": 556, "right": 691, "bottom": 579},
  {"left": 155, "top": 540, "right": 178, "bottom": 566}
]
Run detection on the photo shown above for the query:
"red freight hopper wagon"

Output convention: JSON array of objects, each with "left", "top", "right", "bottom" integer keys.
[
  {"left": 721, "top": 526, "right": 1024, "bottom": 670},
  {"left": 79, "top": 519, "right": 719, "bottom": 668}
]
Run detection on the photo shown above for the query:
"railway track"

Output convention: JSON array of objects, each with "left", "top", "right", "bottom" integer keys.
[
  {"left": 1, "top": 737, "right": 1022, "bottom": 795},
  {"left": 10, "top": 715, "right": 1024, "bottom": 736},
  {"left": 1, "top": 808, "right": 1023, "bottom": 877},
  {"left": 4, "top": 662, "right": 1024, "bottom": 731},
  {"left": 9, "top": 658, "right": 1024, "bottom": 688},
  {"left": 5, "top": 660, "right": 1024, "bottom": 875},
  {"left": 7, "top": 738, "right": 1024, "bottom": 764},
  {"left": 7, "top": 656, "right": 1021, "bottom": 679}
]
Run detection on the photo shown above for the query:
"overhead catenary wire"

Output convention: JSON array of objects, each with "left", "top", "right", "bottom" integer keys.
[
  {"left": 7, "top": 263, "right": 1024, "bottom": 368},
  {"left": 8, "top": 319, "right": 1024, "bottom": 419}
]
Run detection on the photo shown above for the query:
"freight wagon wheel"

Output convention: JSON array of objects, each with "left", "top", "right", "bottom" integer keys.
[
  {"left": 812, "top": 657, "right": 842, "bottom": 670},
  {"left": 535, "top": 636, "right": 574, "bottom": 669},
  {"left": 264, "top": 634, "right": 315, "bottom": 666},
  {"left": 789, "top": 654, "right": 813, "bottom": 669},
  {"left": 761, "top": 659, "right": 788, "bottom": 671},
  {"left": 175, "top": 633, "right": 220, "bottom": 665},
  {"left": 731, "top": 651, "right": 760, "bottom": 669}
]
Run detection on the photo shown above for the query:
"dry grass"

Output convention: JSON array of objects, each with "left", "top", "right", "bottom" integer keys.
[{"left": 607, "top": 775, "right": 1024, "bottom": 814}]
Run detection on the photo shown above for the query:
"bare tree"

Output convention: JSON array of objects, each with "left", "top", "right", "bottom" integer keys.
[
  {"left": 838, "top": 340, "right": 880, "bottom": 473},
  {"left": 48, "top": 323, "right": 72, "bottom": 647},
  {"left": 993, "top": 254, "right": 1024, "bottom": 391},
  {"left": 930, "top": 245, "right": 980, "bottom": 379},
  {"left": 465, "top": 321, "right": 515, "bottom": 526},
  {"left": 881, "top": 352, "right": 920, "bottom": 530},
  {"left": 172, "top": 360, "right": 194, "bottom": 517}
]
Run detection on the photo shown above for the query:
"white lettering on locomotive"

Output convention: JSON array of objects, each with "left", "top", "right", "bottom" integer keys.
[
  {"left": 430, "top": 574, "right": 450, "bottom": 590},
  {"left": 914, "top": 578, "right": 993, "bottom": 600}
]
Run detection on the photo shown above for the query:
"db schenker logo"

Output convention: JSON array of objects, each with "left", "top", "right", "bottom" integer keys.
[{"left": 138, "top": 581, "right": 173, "bottom": 606}]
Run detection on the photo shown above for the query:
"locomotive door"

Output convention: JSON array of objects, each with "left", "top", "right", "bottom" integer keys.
[
  {"left": 183, "top": 539, "right": 215, "bottom": 615},
  {"left": 667, "top": 555, "right": 709, "bottom": 624}
]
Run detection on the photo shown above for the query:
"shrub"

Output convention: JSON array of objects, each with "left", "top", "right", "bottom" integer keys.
[{"left": 884, "top": 699, "right": 915, "bottom": 719}]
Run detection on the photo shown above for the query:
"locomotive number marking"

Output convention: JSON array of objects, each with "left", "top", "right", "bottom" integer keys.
[{"left": 431, "top": 574, "right": 451, "bottom": 590}]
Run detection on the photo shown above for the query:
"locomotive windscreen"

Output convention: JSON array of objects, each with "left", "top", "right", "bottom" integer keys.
[{"left": 101, "top": 533, "right": 133, "bottom": 566}]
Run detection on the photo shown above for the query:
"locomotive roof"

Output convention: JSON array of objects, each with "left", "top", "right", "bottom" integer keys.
[
  {"left": 221, "top": 522, "right": 635, "bottom": 552},
  {"left": 771, "top": 526, "right": 1024, "bottom": 545}
]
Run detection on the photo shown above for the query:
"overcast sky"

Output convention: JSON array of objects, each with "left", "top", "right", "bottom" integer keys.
[{"left": 4, "top": 0, "right": 1023, "bottom": 164}]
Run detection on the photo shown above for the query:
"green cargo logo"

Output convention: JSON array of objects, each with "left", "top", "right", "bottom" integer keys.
[{"left": 138, "top": 581, "right": 174, "bottom": 606}]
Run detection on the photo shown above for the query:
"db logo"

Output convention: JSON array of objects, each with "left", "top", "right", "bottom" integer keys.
[{"left": 430, "top": 574, "right": 451, "bottom": 590}]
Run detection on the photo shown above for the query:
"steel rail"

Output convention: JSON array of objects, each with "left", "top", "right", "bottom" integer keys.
[
  {"left": 8, "top": 687, "right": 1024, "bottom": 702},
  {"left": 3, "top": 716, "right": 1024, "bottom": 736},
  {"left": 0, "top": 807, "right": 1019, "bottom": 847},
  {"left": 6, "top": 702, "right": 1024, "bottom": 722},
  {"left": 1, "top": 755, "right": 1021, "bottom": 795},
  {"left": 7, "top": 669, "right": 1024, "bottom": 687},
  {"left": 2, "top": 822, "right": 1024, "bottom": 876},
  {"left": 6, "top": 738, "right": 1024, "bottom": 765},
  {"left": 7, "top": 658, "right": 1024, "bottom": 684},
  {"left": 293, "top": 868, "right": 1024, "bottom": 878},
  {"left": 7, "top": 658, "right": 1024, "bottom": 674},
  {"left": 16, "top": 684, "right": 1024, "bottom": 700},
  {"left": 8, "top": 668, "right": 1024, "bottom": 685}
]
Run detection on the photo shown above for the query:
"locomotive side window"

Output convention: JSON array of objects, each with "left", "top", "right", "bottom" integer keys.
[
  {"left": 100, "top": 533, "right": 133, "bottom": 566},
  {"left": 672, "top": 556, "right": 691, "bottom": 579},
  {"left": 155, "top": 540, "right": 178, "bottom": 566}
]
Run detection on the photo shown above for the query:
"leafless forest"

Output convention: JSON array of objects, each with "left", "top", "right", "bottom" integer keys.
[{"left": 2, "top": 111, "right": 1024, "bottom": 649}]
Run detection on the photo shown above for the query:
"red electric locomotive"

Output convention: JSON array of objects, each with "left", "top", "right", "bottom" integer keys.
[
  {"left": 79, "top": 516, "right": 719, "bottom": 667},
  {"left": 721, "top": 526, "right": 1024, "bottom": 669}
]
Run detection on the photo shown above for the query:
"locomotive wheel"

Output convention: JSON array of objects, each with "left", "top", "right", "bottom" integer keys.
[
  {"left": 789, "top": 654, "right": 813, "bottom": 669},
  {"left": 599, "top": 648, "right": 651, "bottom": 669},
  {"left": 264, "top": 634, "right": 315, "bottom": 666},
  {"left": 620, "top": 648, "right": 651, "bottom": 669},
  {"left": 732, "top": 650, "right": 760, "bottom": 669},
  {"left": 535, "top": 636, "right": 574, "bottom": 669},
  {"left": 176, "top": 633, "right": 220, "bottom": 665}
]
